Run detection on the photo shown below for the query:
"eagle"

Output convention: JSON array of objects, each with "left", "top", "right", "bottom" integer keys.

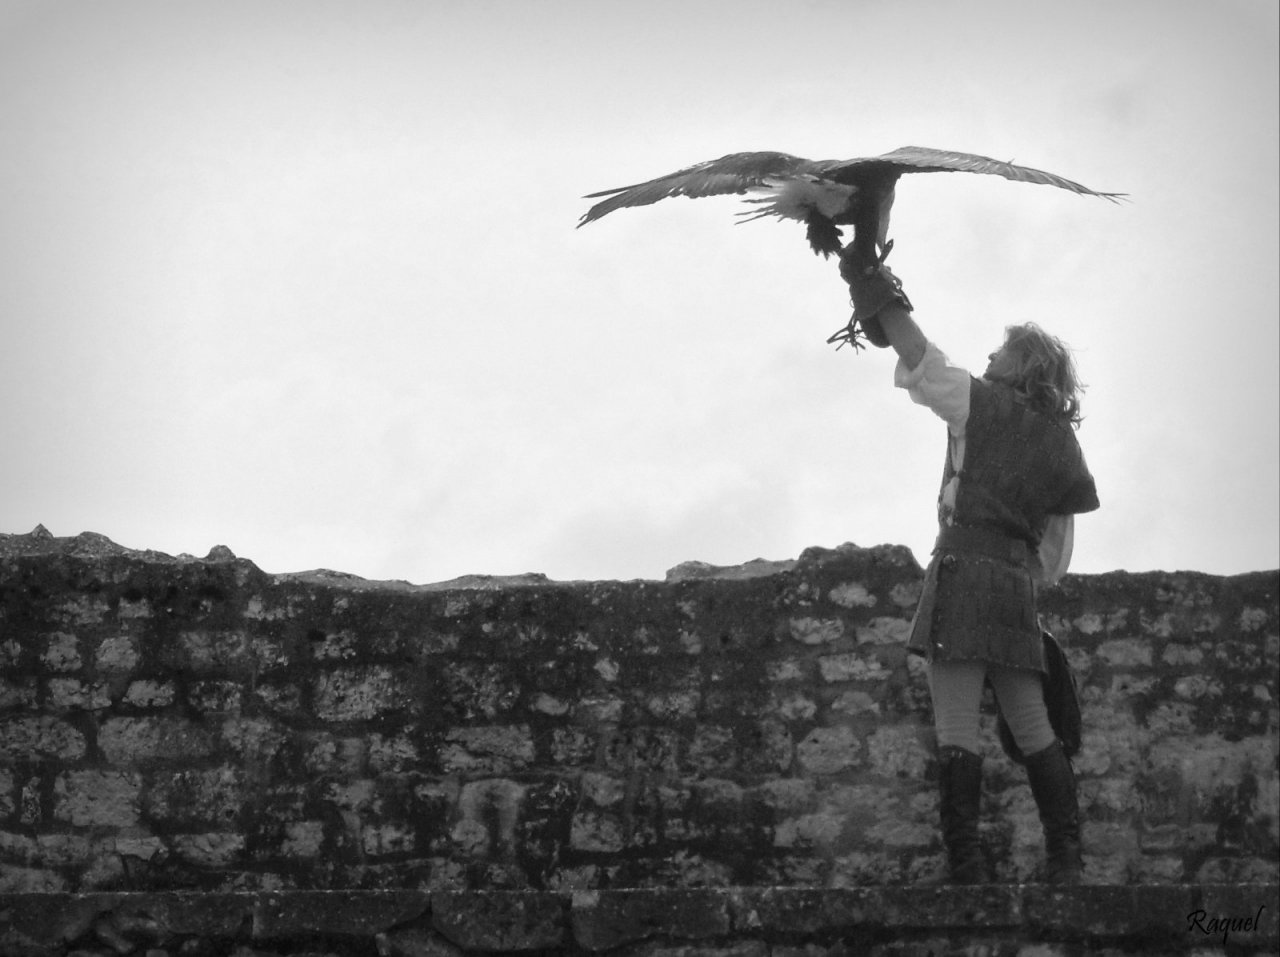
[{"left": 578, "top": 146, "right": 1123, "bottom": 265}]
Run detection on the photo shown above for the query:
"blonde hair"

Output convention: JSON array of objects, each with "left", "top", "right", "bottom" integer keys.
[{"left": 991, "top": 323, "right": 1085, "bottom": 426}]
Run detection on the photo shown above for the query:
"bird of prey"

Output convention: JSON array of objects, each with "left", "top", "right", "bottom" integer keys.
[{"left": 578, "top": 146, "right": 1123, "bottom": 266}]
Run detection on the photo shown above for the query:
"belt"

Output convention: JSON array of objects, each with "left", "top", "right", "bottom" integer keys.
[{"left": 935, "top": 525, "right": 1031, "bottom": 566}]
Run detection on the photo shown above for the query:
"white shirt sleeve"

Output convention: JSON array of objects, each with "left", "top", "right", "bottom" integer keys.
[
  {"left": 894, "top": 341, "right": 971, "bottom": 436},
  {"left": 1037, "top": 514, "right": 1075, "bottom": 586}
]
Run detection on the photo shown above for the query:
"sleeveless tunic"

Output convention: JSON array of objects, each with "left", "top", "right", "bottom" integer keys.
[{"left": 907, "top": 376, "right": 1099, "bottom": 671}]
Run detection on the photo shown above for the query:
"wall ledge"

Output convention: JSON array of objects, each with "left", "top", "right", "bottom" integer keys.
[{"left": 3, "top": 884, "right": 1276, "bottom": 955}]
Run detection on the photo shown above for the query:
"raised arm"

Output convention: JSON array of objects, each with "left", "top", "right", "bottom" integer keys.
[
  {"left": 875, "top": 302, "right": 927, "bottom": 370},
  {"left": 836, "top": 245, "right": 926, "bottom": 368}
]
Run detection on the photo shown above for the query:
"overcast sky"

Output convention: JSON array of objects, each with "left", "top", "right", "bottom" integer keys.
[{"left": 2, "top": 0, "right": 1276, "bottom": 584}]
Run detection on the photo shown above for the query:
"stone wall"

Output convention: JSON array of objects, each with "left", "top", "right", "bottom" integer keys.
[{"left": 1, "top": 527, "right": 1277, "bottom": 898}]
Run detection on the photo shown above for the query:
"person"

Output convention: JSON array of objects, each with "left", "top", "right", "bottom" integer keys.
[{"left": 838, "top": 246, "right": 1100, "bottom": 885}]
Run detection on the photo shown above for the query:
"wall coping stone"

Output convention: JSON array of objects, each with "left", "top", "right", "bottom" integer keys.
[{"left": 2, "top": 885, "right": 1276, "bottom": 955}]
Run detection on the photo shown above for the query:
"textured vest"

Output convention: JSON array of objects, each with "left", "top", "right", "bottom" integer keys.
[
  {"left": 907, "top": 377, "right": 1099, "bottom": 670},
  {"left": 943, "top": 377, "right": 1099, "bottom": 545}
]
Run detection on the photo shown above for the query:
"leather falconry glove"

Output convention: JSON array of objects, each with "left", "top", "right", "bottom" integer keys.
[{"left": 829, "top": 243, "right": 913, "bottom": 350}]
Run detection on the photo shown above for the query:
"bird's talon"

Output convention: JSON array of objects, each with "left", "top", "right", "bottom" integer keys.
[{"left": 826, "top": 321, "right": 867, "bottom": 353}]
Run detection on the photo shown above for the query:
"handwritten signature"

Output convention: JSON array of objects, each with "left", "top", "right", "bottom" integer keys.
[{"left": 1186, "top": 905, "right": 1267, "bottom": 946}]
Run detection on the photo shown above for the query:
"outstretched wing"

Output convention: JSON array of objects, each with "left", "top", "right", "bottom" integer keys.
[
  {"left": 577, "top": 145, "right": 1123, "bottom": 259},
  {"left": 578, "top": 151, "right": 825, "bottom": 226},
  {"left": 850, "top": 146, "right": 1125, "bottom": 201}
]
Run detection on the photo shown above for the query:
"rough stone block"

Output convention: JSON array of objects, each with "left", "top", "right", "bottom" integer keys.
[
  {"left": 732, "top": 886, "right": 1020, "bottom": 934},
  {"left": 220, "top": 716, "right": 287, "bottom": 763},
  {"left": 773, "top": 811, "right": 842, "bottom": 851},
  {"left": 830, "top": 850, "right": 906, "bottom": 885},
  {"left": 439, "top": 726, "right": 534, "bottom": 774},
  {"left": 0, "top": 677, "right": 37, "bottom": 709},
  {"left": 828, "top": 582, "right": 877, "bottom": 608},
  {"left": 856, "top": 616, "right": 912, "bottom": 645},
  {"left": 280, "top": 820, "right": 326, "bottom": 859},
  {"left": 368, "top": 732, "right": 424, "bottom": 773},
  {"left": 432, "top": 890, "right": 565, "bottom": 951},
  {"left": 571, "top": 888, "right": 730, "bottom": 950},
  {"left": 252, "top": 681, "right": 304, "bottom": 714},
  {"left": 865, "top": 725, "right": 930, "bottom": 779},
  {"left": 789, "top": 617, "right": 845, "bottom": 645},
  {"left": 313, "top": 664, "right": 406, "bottom": 721},
  {"left": 740, "top": 718, "right": 793, "bottom": 773},
  {"left": 169, "top": 832, "right": 245, "bottom": 866},
  {"left": 750, "top": 778, "right": 815, "bottom": 813},
  {"left": 646, "top": 689, "right": 701, "bottom": 720},
  {"left": 187, "top": 679, "right": 244, "bottom": 712},
  {"left": 379, "top": 925, "right": 462, "bottom": 957},
  {"left": 0, "top": 716, "right": 86, "bottom": 761},
  {"left": 363, "top": 823, "right": 418, "bottom": 857},
  {"left": 34, "top": 833, "right": 99, "bottom": 873},
  {"left": 570, "top": 811, "right": 625, "bottom": 853},
  {"left": 1095, "top": 638, "right": 1153, "bottom": 667},
  {"left": 687, "top": 724, "right": 738, "bottom": 774},
  {"left": 550, "top": 727, "right": 595, "bottom": 764},
  {"left": 253, "top": 890, "right": 429, "bottom": 937},
  {"left": 818, "top": 653, "right": 889, "bottom": 682},
  {"left": 442, "top": 660, "right": 523, "bottom": 720},
  {"left": 142, "top": 767, "right": 243, "bottom": 825},
  {"left": 122, "top": 679, "right": 175, "bottom": 708},
  {"left": 98, "top": 717, "right": 214, "bottom": 764},
  {"left": 0, "top": 769, "right": 12, "bottom": 819},
  {"left": 602, "top": 726, "right": 680, "bottom": 774},
  {"left": 0, "top": 865, "right": 68, "bottom": 893},
  {"left": 40, "top": 632, "right": 81, "bottom": 672},
  {"left": 46, "top": 675, "right": 112, "bottom": 716},
  {"left": 766, "top": 658, "right": 806, "bottom": 682},
  {"left": 94, "top": 635, "right": 140, "bottom": 673},
  {"left": 796, "top": 726, "right": 862, "bottom": 775},
  {"left": 773, "top": 691, "right": 818, "bottom": 721},
  {"left": 53, "top": 771, "right": 141, "bottom": 827},
  {"left": 176, "top": 629, "right": 251, "bottom": 671},
  {"left": 1023, "top": 884, "right": 1194, "bottom": 940}
]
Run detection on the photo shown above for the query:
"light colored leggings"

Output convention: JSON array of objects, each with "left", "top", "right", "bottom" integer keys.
[{"left": 928, "top": 660, "right": 1056, "bottom": 756}]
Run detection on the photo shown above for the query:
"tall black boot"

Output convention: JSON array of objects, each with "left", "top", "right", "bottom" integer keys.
[
  {"left": 1024, "top": 739, "right": 1083, "bottom": 885},
  {"left": 937, "top": 746, "right": 989, "bottom": 884}
]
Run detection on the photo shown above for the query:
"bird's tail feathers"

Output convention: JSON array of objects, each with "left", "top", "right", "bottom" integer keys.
[{"left": 733, "top": 177, "right": 858, "bottom": 226}]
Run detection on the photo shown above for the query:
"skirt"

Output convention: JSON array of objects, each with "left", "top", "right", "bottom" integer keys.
[{"left": 906, "top": 525, "right": 1045, "bottom": 673}]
